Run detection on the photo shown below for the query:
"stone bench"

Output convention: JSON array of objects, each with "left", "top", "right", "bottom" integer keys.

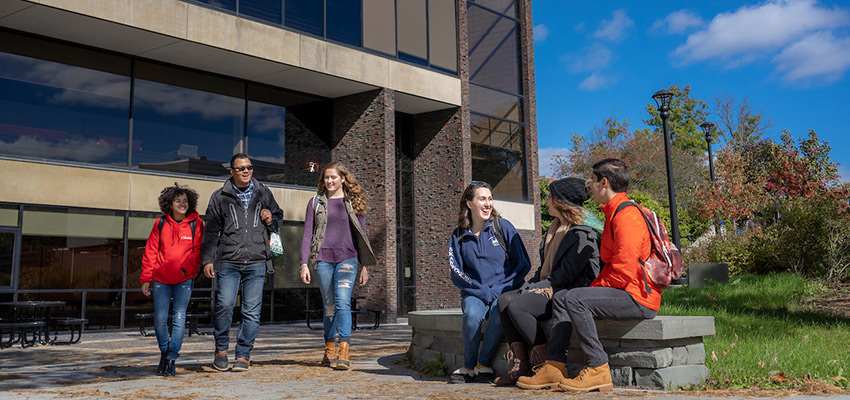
[{"left": 407, "top": 309, "right": 715, "bottom": 390}]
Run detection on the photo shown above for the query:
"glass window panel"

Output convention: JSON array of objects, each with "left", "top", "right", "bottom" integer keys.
[
  {"left": 239, "top": 0, "right": 282, "bottom": 24},
  {"left": 470, "top": 0, "right": 515, "bottom": 17},
  {"left": 327, "top": 0, "right": 362, "bottom": 46},
  {"left": 397, "top": 1, "right": 428, "bottom": 62},
  {"left": 471, "top": 117, "right": 526, "bottom": 201},
  {"left": 132, "top": 61, "right": 244, "bottom": 177},
  {"left": 0, "top": 32, "right": 131, "bottom": 166},
  {"left": 246, "top": 85, "right": 332, "bottom": 186},
  {"left": 468, "top": 4, "right": 521, "bottom": 94},
  {"left": 0, "top": 231, "right": 14, "bottom": 287},
  {"left": 0, "top": 205, "right": 18, "bottom": 226},
  {"left": 128, "top": 213, "right": 159, "bottom": 241},
  {"left": 429, "top": 0, "right": 457, "bottom": 72},
  {"left": 470, "top": 84, "right": 522, "bottom": 122},
  {"left": 285, "top": 0, "right": 324, "bottom": 36},
  {"left": 271, "top": 223, "right": 305, "bottom": 289},
  {"left": 363, "top": 0, "right": 396, "bottom": 55},
  {"left": 20, "top": 208, "right": 125, "bottom": 290},
  {"left": 195, "top": 0, "right": 237, "bottom": 12}
]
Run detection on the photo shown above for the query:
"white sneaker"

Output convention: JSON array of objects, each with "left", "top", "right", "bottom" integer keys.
[
  {"left": 474, "top": 365, "right": 494, "bottom": 382},
  {"left": 450, "top": 367, "right": 476, "bottom": 383}
]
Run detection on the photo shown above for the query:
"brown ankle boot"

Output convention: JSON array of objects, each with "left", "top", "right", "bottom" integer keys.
[
  {"left": 334, "top": 342, "right": 350, "bottom": 370},
  {"left": 516, "top": 361, "right": 567, "bottom": 390},
  {"left": 322, "top": 342, "right": 336, "bottom": 367},
  {"left": 494, "top": 342, "right": 531, "bottom": 386},
  {"left": 529, "top": 343, "right": 548, "bottom": 367},
  {"left": 558, "top": 363, "right": 614, "bottom": 392}
]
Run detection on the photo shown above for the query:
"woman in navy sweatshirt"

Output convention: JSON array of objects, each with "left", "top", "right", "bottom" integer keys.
[{"left": 448, "top": 181, "right": 531, "bottom": 383}]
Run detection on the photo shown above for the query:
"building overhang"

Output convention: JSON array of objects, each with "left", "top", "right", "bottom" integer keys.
[{"left": 0, "top": 0, "right": 460, "bottom": 114}]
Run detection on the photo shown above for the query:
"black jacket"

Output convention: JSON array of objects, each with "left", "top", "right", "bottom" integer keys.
[
  {"left": 525, "top": 224, "right": 601, "bottom": 292},
  {"left": 200, "top": 178, "right": 284, "bottom": 273}
]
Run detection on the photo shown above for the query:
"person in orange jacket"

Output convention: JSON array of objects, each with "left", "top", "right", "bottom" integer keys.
[
  {"left": 141, "top": 184, "right": 204, "bottom": 377},
  {"left": 517, "top": 158, "right": 659, "bottom": 392}
]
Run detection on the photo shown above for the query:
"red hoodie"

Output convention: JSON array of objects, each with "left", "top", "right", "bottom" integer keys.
[{"left": 141, "top": 212, "right": 204, "bottom": 285}]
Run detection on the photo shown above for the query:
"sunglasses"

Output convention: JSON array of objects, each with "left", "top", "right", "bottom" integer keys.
[{"left": 232, "top": 165, "right": 254, "bottom": 172}]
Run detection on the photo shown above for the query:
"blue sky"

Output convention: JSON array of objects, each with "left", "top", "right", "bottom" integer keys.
[{"left": 531, "top": 0, "right": 850, "bottom": 182}]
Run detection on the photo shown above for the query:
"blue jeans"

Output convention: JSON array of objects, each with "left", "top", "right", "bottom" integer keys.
[
  {"left": 314, "top": 257, "right": 358, "bottom": 342},
  {"left": 214, "top": 261, "right": 266, "bottom": 360},
  {"left": 152, "top": 279, "right": 194, "bottom": 360},
  {"left": 461, "top": 294, "right": 503, "bottom": 369}
]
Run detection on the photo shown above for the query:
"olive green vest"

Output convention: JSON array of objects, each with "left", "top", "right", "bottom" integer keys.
[{"left": 307, "top": 193, "right": 377, "bottom": 269}]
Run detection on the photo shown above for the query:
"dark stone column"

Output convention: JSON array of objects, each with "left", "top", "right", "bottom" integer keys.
[
  {"left": 518, "top": 0, "right": 542, "bottom": 268},
  {"left": 332, "top": 89, "right": 398, "bottom": 321}
]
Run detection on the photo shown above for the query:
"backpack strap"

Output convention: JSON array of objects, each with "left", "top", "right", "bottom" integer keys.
[
  {"left": 492, "top": 218, "right": 511, "bottom": 266},
  {"left": 610, "top": 201, "right": 653, "bottom": 294}
]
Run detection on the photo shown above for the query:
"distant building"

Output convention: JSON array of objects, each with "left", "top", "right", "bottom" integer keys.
[{"left": 0, "top": 0, "right": 539, "bottom": 328}]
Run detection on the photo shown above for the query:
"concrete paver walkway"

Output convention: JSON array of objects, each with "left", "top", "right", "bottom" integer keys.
[{"left": 0, "top": 322, "right": 846, "bottom": 400}]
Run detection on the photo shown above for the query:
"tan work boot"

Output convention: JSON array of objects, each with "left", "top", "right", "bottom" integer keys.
[
  {"left": 322, "top": 342, "right": 337, "bottom": 367},
  {"left": 494, "top": 342, "right": 531, "bottom": 386},
  {"left": 334, "top": 342, "right": 350, "bottom": 370},
  {"left": 558, "top": 363, "right": 614, "bottom": 392},
  {"left": 516, "top": 360, "right": 567, "bottom": 390},
  {"left": 529, "top": 343, "right": 548, "bottom": 367}
]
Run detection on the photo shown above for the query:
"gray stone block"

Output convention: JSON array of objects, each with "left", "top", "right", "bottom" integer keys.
[
  {"left": 608, "top": 347, "right": 673, "bottom": 368},
  {"left": 611, "top": 366, "right": 634, "bottom": 387},
  {"left": 413, "top": 332, "right": 434, "bottom": 350},
  {"left": 412, "top": 346, "right": 423, "bottom": 364},
  {"left": 596, "top": 316, "right": 715, "bottom": 340},
  {"left": 431, "top": 336, "right": 463, "bottom": 354},
  {"left": 619, "top": 337, "right": 701, "bottom": 348},
  {"left": 634, "top": 365, "right": 710, "bottom": 390},
  {"left": 671, "top": 343, "right": 705, "bottom": 365}
]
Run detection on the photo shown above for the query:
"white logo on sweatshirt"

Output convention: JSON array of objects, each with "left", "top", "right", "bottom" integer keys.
[
  {"left": 489, "top": 235, "right": 500, "bottom": 247},
  {"left": 180, "top": 236, "right": 192, "bottom": 240}
]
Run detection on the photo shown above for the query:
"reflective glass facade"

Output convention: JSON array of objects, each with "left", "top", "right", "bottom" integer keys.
[
  {"left": 467, "top": 0, "right": 527, "bottom": 201},
  {"left": 0, "top": 30, "right": 331, "bottom": 188},
  {"left": 186, "top": 0, "right": 458, "bottom": 73}
]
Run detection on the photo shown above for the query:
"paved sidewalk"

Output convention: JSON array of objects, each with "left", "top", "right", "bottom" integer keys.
[{"left": 0, "top": 322, "right": 847, "bottom": 400}]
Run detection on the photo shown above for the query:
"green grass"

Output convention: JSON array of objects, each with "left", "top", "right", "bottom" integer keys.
[{"left": 660, "top": 273, "right": 850, "bottom": 390}]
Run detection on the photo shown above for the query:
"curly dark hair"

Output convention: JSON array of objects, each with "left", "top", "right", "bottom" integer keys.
[{"left": 158, "top": 183, "right": 199, "bottom": 217}]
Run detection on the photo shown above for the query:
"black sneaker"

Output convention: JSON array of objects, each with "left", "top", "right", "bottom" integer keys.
[
  {"left": 213, "top": 351, "right": 229, "bottom": 371},
  {"left": 449, "top": 367, "right": 476, "bottom": 383}
]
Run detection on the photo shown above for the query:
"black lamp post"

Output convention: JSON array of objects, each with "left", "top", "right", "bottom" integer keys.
[
  {"left": 652, "top": 89, "right": 681, "bottom": 248},
  {"left": 700, "top": 122, "right": 716, "bottom": 181}
]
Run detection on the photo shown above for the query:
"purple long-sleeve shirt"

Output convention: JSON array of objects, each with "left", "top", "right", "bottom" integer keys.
[{"left": 300, "top": 197, "right": 366, "bottom": 265}]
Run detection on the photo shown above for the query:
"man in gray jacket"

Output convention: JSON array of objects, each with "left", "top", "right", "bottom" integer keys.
[{"left": 201, "top": 153, "right": 283, "bottom": 372}]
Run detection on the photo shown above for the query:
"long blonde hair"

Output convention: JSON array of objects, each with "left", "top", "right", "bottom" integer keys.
[
  {"left": 317, "top": 162, "right": 367, "bottom": 215},
  {"left": 548, "top": 196, "right": 584, "bottom": 227}
]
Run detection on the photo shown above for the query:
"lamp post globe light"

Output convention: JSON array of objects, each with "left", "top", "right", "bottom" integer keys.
[
  {"left": 652, "top": 89, "right": 681, "bottom": 249},
  {"left": 700, "top": 122, "right": 716, "bottom": 181}
]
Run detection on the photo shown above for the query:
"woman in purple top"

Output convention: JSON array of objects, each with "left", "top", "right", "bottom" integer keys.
[{"left": 300, "top": 162, "right": 376, "bottom": 371}]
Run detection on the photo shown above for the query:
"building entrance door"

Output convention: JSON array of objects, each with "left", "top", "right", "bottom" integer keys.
[
  {"left": 395, "top": 113, "right": 415, "bottom": 316},
  {"left": 0, "top": 227, "right": 20, "bottom": 291}
]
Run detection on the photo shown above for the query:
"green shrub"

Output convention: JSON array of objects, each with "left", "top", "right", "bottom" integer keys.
[{"left": 420, "top": 354, "right": 447, "bottom": 377}]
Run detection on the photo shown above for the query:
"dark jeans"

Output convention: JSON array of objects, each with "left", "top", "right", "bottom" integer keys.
[
  {"left": 497, "top": 288, "right": 552, "bottom": 347},
  {"left": 547, "top": 287, "right": 657, "bottom": 367},
  {"left": 214, "top": 261, "right": 266, "bottom": 360}
]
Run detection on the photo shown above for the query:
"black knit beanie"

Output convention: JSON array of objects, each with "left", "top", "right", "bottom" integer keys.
[{"left": 549, "top": 177, "right": 589, "bottom": 206}]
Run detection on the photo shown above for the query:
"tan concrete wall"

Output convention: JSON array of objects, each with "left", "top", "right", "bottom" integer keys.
[
  {"left": 0, "top": 159, "right": 314, "bottom": 221},
  {"left": 493, "top": 199, "right": 536, "bottom": 231},
  {"left": 31, "top": 0, "right": 461, "bottom": 106}
]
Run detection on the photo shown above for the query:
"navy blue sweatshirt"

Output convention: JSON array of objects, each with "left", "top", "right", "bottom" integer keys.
[{"left": 448, "top": 218, "right": 531, "bottom": 304}]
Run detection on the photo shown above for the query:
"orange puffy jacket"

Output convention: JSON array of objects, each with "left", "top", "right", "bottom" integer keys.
[{"left": 591, "top": 192, "right": 661, "bottom": 311}]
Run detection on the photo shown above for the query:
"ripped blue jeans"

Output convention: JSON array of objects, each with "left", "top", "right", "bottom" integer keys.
[
  {"left": 314, "top": 257, "right": 358, "bottom": 342},
  {"left": 152, "top": 279, "right": 194, "bottom": 360}
]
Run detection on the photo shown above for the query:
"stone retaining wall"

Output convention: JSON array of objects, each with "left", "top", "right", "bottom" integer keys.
[{"left": 408, "top": 309, "right": 715, "bottom": 390}]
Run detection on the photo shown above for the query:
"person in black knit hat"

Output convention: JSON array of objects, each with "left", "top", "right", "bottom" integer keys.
[{"left": 493, "top": 177, "right": 604, "bottom": 387}]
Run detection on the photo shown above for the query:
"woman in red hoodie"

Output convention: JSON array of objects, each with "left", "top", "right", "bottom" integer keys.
[{"left": 141, "top": 184, "right": 204, "bottom": 377}]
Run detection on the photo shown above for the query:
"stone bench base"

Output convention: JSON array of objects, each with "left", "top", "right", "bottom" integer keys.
[{"left": 408, "top": 309, "right": 714, "bottom": 390}]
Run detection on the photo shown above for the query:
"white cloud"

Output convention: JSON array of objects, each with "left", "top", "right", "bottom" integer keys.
[
  {"left": 675, "top": 0, "right": 850, "bottom": 68},
  {"left": 773, "top": 31, "right": 850, "bottom": 84},
  {"left": 567, "top": 43, "right": 613, "bottom": 73},
  {"left": 578, "top": 72, "right": 617, "bottom": 91},
  {"left": 651, "top": 10, "right": 704, "bottom": 34},
  {"left": 534, "top": 24, "right": 549, "bottom": 42},
  {"left": 594, "top": 9, "right": 634, "bottom": 42},
  {"left": 538, "top": 147, "right": 570, "bottom": 177}
]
